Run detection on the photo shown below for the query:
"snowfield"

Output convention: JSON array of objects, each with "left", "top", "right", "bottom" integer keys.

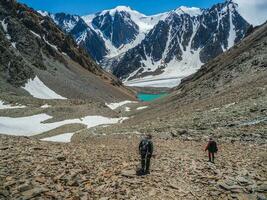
[
  {"left": 124, "top": 20, "right": 202, "bottom": 88},
  {"left": 22, "top": 76, "right": 67, "bottom": 100},
  {"left": 105, "top": 101, "right": 137, "bottom": 110},
  {"left": 124, "top": 77, "right": 181, "bottom": 88},
  {"left": 0, "top": 100, "right": 26, "bottom": 109},
  {"left": 175, "top": 6, "right": 203, "bottom": 17},
  {"left": 0, "top": 114, "right": 128, "bottom": 136},
  {"left": 40, "top": 104, "right": 51, "bottom": 108},
  {"left": 136, "top": 106, "right": 148, "bottom": 110},
  {"left": 125, "top": 107, "right": 131, "bottom": 112},
  {"left": 40, "top": 133, "right": 74, "bottom": 143}
]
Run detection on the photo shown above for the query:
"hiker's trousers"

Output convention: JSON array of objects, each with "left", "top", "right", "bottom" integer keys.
[
  {"left": 208, "top": 151, "right": 215, "bottom": 162},
  {"left": 141, "top": 155, "right": 151, "bottom": 172}
]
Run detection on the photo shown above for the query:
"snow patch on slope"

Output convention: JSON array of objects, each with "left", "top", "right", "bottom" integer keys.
[
  {"left": 136, "top": 106, "right": 148, "bottom": 110},
  {"left": 38, "top": 10, "right": 49, "bottom": 17},
  {"left": 1, "top": 19, "right": 8, "bottom": 32},
  {"left": 125, "top": 78, "right": 181, "bottom": 88},
  {"left": 228, "top": 4, "right": 237, "bottom": 48},
  {"left": 76, "top": 30, "right": 88, "bottom": 44},
  {"left": 0, "top": 114, "right": 128, "bottom": 136},
  {"left": 0, "top": 18, "right": 11, "bottom": 42},
  {"left": 22, "top": 76, "right": 66, "bottom": 100},
  {"left": 41, "top": 132, "right": 75, "bottom": 143},
  {"left": 40, "top": 104, "right": 51, "bottom": 108},
  {"left": 30, "top": 30, "right": 41, "bottom": 39},
  {"left": 0, "top": 100, "right": 26, "bottom": 109},
  {"left": 125, "top": 20, "right": 203, "bottom": 88},
  {"left": 43, "top": 37, "right": 58, "bottom": 51},
  {"left": 105, "top": 100, "right": 137, "bottom": 110}
]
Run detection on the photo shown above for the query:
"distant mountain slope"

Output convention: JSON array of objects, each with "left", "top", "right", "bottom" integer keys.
[
  {"left": 0, "top": 0, "right": 135, "bottom": 102},
  {"left": 48, "top": 6, "right": 167, "bottom": 63},
  {"left": 173, "top": 22, "right": 267, "bottom": 102},
  {"left": 49, "top": 1, "right": 250, "bottom": 87},
  {"left": 151, "top": 21, "right": 267, "bottom": 119},
  {"left": 45, "top": 12, "right": 108, "bottom": 62},
  {"left": 90, "top": 22, "right": 267, "bottom": 141},
  {"left": 114, "top": 1, "right": 250, "bottom": 86}
]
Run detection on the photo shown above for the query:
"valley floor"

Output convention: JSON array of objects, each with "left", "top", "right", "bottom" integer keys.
[{"left": 0, "top": 134, "right": 266, "bottom": 200}]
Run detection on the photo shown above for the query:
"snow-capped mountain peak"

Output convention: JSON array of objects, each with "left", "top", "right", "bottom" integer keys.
[
  {"left": 48, "top": 1, "right": 250, "bottom": 87},
  {"left": 78, "top": 6, "right": 169, "bottom": 60},
  {"left": 37, "top": 10, "right": 49, "bottom": 17},
  {"left": 175, "top": 6, "right": 203, "bottom": 17},
  {"left": 100, "top": 6, "right": 143, "bottom": 17}
]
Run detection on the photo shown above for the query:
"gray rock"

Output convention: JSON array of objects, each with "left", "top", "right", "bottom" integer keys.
[
  {"left": 17, "top": 183, "right": 32, "bottom": 192},
  {"left": 56, "top": 156, "right": 66, "bottom": 161},
  {"left": 0, "top": 188, "right": 9, "bottom": 197},
  {"left": 218, "top": 182, "right": 242, "bottom": 191},
  {"left": 170, "top": 130, "right": 178, "bottom": 137},
  {"left": 257, "top": 194, "right": 267, "bottom": 200},
  {"left": 21, "top": 187, "right": 48, "bottom": 200},
  {"left": 121, "top": 170, "right": 136, "bottom": 178},
  {"left": 236, "top": 176, "right": 252, "bottom": 185},
  {"left": 256, "top": 184, "right": 267, "bottom": 192}
]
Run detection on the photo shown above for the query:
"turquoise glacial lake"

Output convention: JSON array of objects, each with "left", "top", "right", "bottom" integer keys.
[{"left": 137, "top": 93, "right": 167, "bottom": 102}]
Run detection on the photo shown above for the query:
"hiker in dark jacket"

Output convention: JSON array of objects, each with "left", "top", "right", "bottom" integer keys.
[
  {"left": 139, "top": 134, "right": 153, "bottom": 174},
  {"left": 205, "top": 138, "right": 218, "bottom": 163}
]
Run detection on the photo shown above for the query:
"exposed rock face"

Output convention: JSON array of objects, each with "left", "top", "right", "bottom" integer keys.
[
  {"left": 51, "top": 13, "right": 108, "bottom": 62},
  {"left": 114, "top": 1, "right": 250, "bottom": 81},
  {"left": 0, "top": 0, "right": 135, "bottom": 101},
  {"left": 92, "top": 10, "right": 139, "bottom": 48},
  {"left": 49, "top": 1, "right": 250, "bottom": 83},
  {"left": 83, "top": 22, "right": 267, "bottom": 144}
]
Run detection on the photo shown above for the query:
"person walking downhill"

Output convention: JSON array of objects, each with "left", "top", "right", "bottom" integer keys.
[
  {"left": 205, "top": 137, "right": 218, "bottom": 163},
  {"left": 139, "top": 134, "right": 153, "bottom": 175}
]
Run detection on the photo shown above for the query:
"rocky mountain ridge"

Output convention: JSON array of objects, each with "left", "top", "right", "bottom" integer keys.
[
  {"left": 48, "top": 1, "right": 250, "bottom": 87},
  {"left": 80, "top": 22, "right": 267, "bottom": 143},
  {"left": 0, "top": 2, "right": 266, "bottom": 200},
  {"left": 0, "top": 0, "right": 135, "bottom": 102}
]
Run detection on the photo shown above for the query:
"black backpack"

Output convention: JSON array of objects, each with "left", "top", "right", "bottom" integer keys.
[
  {"left": 209, "top": 141, "right": 218, "bottom": 153},
  {"left": 140, "top": 139, "right": 149, "bottom": 154}
]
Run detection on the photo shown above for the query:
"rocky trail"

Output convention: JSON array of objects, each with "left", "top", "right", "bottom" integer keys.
[{"left": 0, "top": 134, "right": 266, "bottom": 200}]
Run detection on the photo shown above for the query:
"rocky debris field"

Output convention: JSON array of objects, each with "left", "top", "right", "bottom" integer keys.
[{"left": 0, "top": 134, "right": 266, "bottom": 200}]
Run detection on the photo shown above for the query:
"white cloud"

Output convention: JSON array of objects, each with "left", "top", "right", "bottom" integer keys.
[{"left": 233, "top": 0, "right": 267, "bottom": 26}]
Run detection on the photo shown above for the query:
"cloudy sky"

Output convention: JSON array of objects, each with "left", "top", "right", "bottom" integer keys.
[
  {"left": 233, "top": 0, "right": 267, "bottom": 25},
  {"left": 18, "top": 0, "right": 267, "bottom": 25}
]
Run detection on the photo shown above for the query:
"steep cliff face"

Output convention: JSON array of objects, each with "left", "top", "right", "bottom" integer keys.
[
  {"left": 0, "top": 0, "right": 135, "bottom": 102},
  {"left": 50, "top": 1, "right": 250, "bottom": 87},
  {"left": 91, "top": 8, "right": 139, "bottom": 49},
  {"left": 52, "top": 6, "right": 167, "bottom": 63},
  {"left": 114, "top": 1, "right": 249, "bottom": 85},
  {"left": 92, "top": 22, "right": 267, "bottom": 144},
  {"left": 48, "top": 12, "right": 108, "bottom": 62}
]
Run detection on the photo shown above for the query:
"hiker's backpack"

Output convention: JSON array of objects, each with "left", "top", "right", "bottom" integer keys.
[
  {"left": 209, "top": 141, "right": 218, "bottom": 153},
  {"left": 140, "top": 139, "right": 149, "bottom": 154}
]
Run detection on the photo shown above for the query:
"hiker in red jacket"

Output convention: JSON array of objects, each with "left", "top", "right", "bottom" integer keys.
[{"left": 205, "top": 138, "right": 218, "bottom": 163}]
